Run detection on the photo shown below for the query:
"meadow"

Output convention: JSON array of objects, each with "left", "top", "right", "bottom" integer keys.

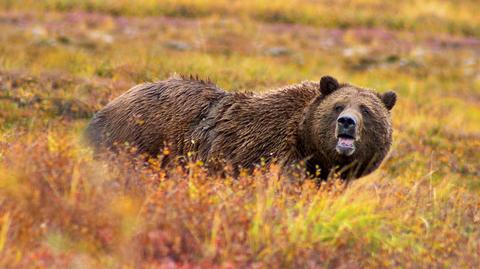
[{"left": 0, "top": 0, "right": 479, "bottom": 268}]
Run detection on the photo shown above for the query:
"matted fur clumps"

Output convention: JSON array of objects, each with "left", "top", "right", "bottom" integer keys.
[{"left": 86, "top": 75, "right": 397, "bottom": 179}]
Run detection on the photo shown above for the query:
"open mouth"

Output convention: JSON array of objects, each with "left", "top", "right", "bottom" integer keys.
[{"left": 336, "top": 134, "right": 356, "bottom": 156}]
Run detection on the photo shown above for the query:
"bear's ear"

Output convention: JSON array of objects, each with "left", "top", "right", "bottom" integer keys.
[
  {"left": 320, "top": 76, "right": 340, "bottom": 95},
  {"left": 381, "top": 91, "right": 397, "bottom": 110}
]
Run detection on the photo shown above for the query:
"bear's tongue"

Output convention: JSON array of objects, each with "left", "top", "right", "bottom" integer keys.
[{"left": 338, "top": 137, "right": 354, "bottom": 148}]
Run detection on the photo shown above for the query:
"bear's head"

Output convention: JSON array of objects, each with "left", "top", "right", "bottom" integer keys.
[{"left": 303, "top": 76, "right": 397, "bottom": 179}]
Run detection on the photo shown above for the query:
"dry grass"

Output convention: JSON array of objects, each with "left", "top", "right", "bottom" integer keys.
[
  {"left": 0, "top": 1, "right": 479, "bottom": 268},
  {"left": 1, "top": 0, "right": 480, "bottom": 37}
]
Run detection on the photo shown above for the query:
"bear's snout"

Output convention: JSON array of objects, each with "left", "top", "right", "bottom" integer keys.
[
  {"left": 335, "top": 112, "right": 360, "bottom": 156},
  {"left": 337, "top": 115, "right": 356, "bottom": 135}
]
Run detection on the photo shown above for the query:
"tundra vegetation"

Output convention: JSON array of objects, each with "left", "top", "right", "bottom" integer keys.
[{"left": 0, "top": 0, "right": 479, "bottom": 268}]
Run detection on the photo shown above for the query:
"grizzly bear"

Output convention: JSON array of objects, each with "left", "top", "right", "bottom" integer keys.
[{"left": 86, "top": 75, "right": 396, "bottom": 179}]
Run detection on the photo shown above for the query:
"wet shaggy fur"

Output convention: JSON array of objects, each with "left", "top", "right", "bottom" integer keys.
[{"left": 86, "top": 75, "right": 397, "bottom": 179}]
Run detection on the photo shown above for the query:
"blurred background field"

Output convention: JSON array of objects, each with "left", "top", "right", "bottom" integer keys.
[{"left": 0, "top": 0, "right": 479, "bottom": 268}]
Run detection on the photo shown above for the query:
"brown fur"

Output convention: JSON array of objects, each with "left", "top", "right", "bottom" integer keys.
[{"left": 86, "top": 75, "right": 396, "bottom": 179}]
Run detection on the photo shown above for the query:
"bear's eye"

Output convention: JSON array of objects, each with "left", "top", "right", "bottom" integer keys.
[
  {"left": 334, "top": 104, "right": 344, "bottom": 113},
  {"left": 360, "top": 105, "right": 371, "bottom": 116}
]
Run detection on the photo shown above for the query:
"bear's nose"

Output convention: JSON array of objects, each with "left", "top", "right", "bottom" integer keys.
[{"left": 337, "top": 115, "right": 356, "bottom": 128}]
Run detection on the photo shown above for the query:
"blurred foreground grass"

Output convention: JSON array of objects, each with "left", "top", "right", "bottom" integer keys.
[{"left": 0, "top": 1, "right": 479, "bottom": 268}]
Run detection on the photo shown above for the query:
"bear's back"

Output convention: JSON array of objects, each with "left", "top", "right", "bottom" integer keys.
[{"left": 86, "top": 76, "right": 227, "bottom": 156}]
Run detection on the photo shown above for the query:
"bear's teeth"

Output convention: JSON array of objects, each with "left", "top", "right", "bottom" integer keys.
[{"left": 338, "top": 137, "right": 354, "bottom": 147}]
